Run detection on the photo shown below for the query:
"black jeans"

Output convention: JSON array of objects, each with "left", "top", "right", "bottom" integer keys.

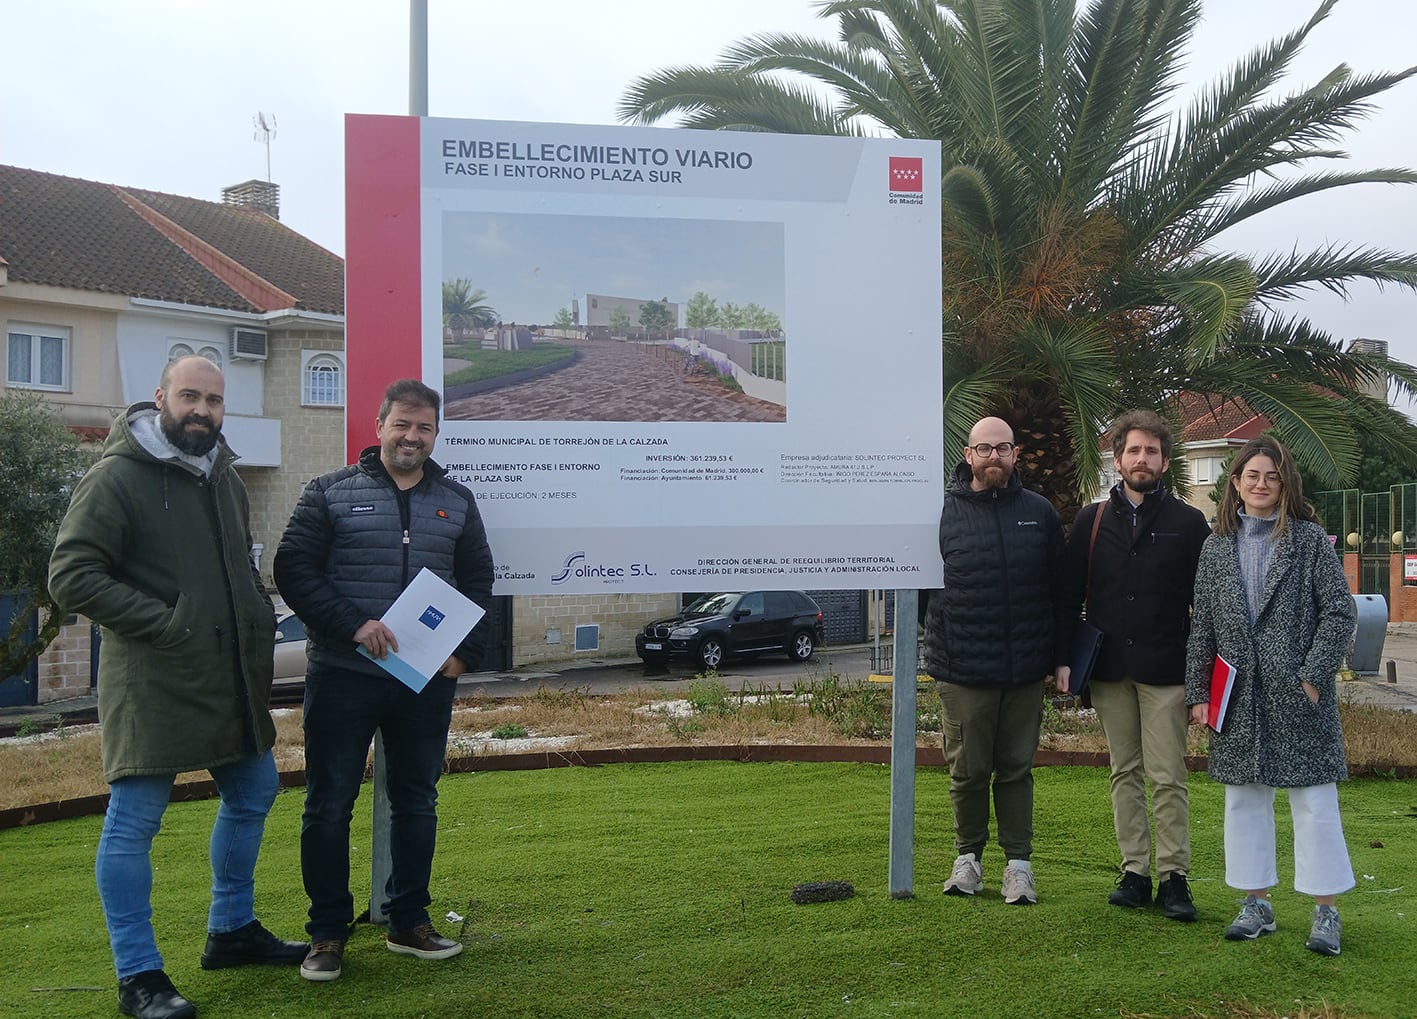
[{"left": 301, "top": 665, "right": 456, "bottom": 940}]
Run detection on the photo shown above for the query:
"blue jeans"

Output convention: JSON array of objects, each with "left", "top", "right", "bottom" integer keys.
[
  {"left": 301, "top": 666, "right": 456, "bottom": 940},
  {"left": 97, "top": 750, "right": 279, "bottom": 978}
]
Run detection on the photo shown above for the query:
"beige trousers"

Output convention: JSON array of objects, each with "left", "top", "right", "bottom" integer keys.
[{"left": 1089, "top": 679, "right": 1190, "bottom": 877}]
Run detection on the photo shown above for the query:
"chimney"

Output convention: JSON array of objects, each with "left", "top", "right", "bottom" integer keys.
[{"left": 221, "top": 179, "right": 280, "bottom": 219}]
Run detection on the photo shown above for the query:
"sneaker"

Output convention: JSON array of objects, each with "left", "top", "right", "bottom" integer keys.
[
  {"left": 943, "top": 853, "right": 983, "bottom": 897},
  {"left": 201, "top": 918, "right": 308, "bottom": 969},
  {"left": 1306, "top": 905, "right": 1342, "bottom": 956},
  {"left": 1224, "top": 895, "right": 1276, "bottom": 941},
  {"left": 1002, "top": 860, "right": 1037, "bottom": 905},
  {"left": 300, "top": 940, "right": 345, "bottom": 982},
  {"left": 1155, "top": 872, "right": 1197, "bottom": 922},
  {"left": 117, "top": 969, "right": 196, "bottom": 1019},
  {"left": 387, "top": 921, "right": 464, "bottom": 960},
  {"left": 1107, "top": 870, "right": 1153, "bottom": 909}
]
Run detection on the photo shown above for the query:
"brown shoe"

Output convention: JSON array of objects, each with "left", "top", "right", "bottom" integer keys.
[
  {"left": 299, "top": 940, "right": 345, "bottom": 982},
  {"left": 386, "top": 922, "right": 463, "bottom": 960}
]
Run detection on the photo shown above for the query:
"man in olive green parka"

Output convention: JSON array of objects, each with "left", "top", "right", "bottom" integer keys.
[{"left": 49, "top": 356, "right": 304, "bottom": 1019}]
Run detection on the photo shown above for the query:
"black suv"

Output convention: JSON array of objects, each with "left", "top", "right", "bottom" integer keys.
[{"left": 635, "top": 591, "right": 825, "bottom": 669}]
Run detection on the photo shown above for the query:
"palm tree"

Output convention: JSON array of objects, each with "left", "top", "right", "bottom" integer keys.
[
  {"left": 442, "top": 279, "right": 497, "bottom": 340},
  {"left": 620, "top": 0, "right": 1417, "bottom": 520}
]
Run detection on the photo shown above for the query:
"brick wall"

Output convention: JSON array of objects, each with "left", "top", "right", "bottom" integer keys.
[
  {"left": 1388, "top": 556, "right": 1417, "bottom": 622},
  {"left": 510, "top": 592, "right": 677, "bottom": 666},
  {"left": 36, "top": 616, "right": 94, "bottom": 704}
]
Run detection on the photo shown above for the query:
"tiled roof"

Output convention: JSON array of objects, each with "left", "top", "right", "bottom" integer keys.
[
  {"left": 0, "top": 164, "right": 343, "bottom": 315},
  {"left": 1172, "top": 392, "right": 1269, "bottom": 443}
]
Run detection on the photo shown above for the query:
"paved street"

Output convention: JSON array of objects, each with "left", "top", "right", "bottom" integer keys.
[
  {"left": 6, "top": 627, "right": 1416, "bottom": 738},
  {"left": 443, "top": 338, "right": 786, "bottom": 422}
]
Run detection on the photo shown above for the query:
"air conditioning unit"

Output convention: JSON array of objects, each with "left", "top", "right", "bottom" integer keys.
[{"left": 229, "top": 327, "right": 269, "bottom": 361}]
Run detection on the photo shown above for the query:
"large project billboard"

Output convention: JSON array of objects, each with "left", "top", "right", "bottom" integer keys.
[{"left": 345, "top": 114, "right": 943, "bottom": 595}]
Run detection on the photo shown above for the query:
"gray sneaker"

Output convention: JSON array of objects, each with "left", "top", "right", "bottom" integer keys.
[
  {"left": 1306, "top": 905, "right": 1342, "bottom": 956},
  {"left": 1002, "top": 860, "right": 1037, "bottom": 905},
  {"left": 943, "top": 853, "right": 983, "bottom": 896},
  {"left": 1224, "top": 895, "right": 1276, "bottom": 941}
]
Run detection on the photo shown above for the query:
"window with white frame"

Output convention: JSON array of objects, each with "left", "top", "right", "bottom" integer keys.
[
  {"left": 1194, "top": 457, "right": 1214, "bottom": 484},
  {"left": 301, "top": 351, "right": 345, "bottom": 407},
  {"left": 168, "top": 342, "right": 195, "bottom": 361},
  {"left": 197, "top": 345, "right": 224, "bottom": 368},
  {"left": 7, "top": 324, "right": 70, "bottom": 390}
]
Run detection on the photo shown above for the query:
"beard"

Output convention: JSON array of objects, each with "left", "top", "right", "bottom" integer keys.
[
  {"left": 1123, "top": 468, "right": 1161, "bottom": 494},
  {"left": 160, "top": 404, "right": 221, "bottom": 457},
  {"left": 971, "top": 460, "right": 1014, "bottom": 490},
  {"left": 384, "top": 439, "right": 430, "bottom": 473}
]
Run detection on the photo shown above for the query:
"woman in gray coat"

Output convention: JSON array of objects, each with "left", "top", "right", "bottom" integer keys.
[{"left": 1185, "top": 437, "right": 1356, "bottom": 957}]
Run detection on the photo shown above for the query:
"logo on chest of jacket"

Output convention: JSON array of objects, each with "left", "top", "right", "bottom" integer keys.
[
  {"left": 1017, "top": 519, "right": 1039, "bottom": 527},
  {"left": 351, "top": 504, "right": 376, "bottom": 513}
]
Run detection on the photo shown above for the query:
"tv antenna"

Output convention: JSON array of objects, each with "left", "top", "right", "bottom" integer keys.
[{"left": 253, "top": 112, "right": 277, "bottom": 181}]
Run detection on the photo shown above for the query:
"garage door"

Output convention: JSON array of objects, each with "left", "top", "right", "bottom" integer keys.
[{"left": 805, "top": 589, "right": 867, "bottom": 645}]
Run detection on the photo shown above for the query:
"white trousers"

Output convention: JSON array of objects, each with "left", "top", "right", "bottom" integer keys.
[{"left": 1223, "top": 782, "right": 1355, "bottom": 897}]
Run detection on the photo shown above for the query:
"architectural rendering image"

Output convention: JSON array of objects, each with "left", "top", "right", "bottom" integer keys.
[{"left": 439, "top": 212, "right": 787, "bottom": 422}]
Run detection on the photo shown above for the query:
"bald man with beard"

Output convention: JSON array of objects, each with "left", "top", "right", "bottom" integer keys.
[{"left": 922, "top": 416, "right": 1067, "bottom": 907}]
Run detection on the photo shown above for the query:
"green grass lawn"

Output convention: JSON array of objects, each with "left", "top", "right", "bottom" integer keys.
[
  {"left": 443, "top": 342, "right": 575, "bottom": 386},
  {"left": 3, "top": 763, "right": 1413, "bottom": 1018}
]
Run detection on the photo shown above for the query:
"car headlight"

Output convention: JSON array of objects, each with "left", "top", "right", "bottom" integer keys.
[{"left": 670, "top": 625, "right": 699, "bottom": 638}]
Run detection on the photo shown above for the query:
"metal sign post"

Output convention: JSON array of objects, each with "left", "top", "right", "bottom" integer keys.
[
  {"left": 371, "top": 0, "right": 430, "bottom": 926},
  {"left": 369, "top": 731, "right": 393, "bottom": 923},
  {"left": 888, "top": 589, "right": 919, "bottom": 898}
]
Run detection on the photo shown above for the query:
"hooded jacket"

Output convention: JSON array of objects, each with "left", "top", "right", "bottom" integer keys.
[
  {"left": 48, "top": 405, "right": 276, "bottom": 782},
  {"left": 273, "top": 447, "right": 494, "bottom": 676},
  {"left": 922, "top": 461, "right": 1066, "bottom": 687}
]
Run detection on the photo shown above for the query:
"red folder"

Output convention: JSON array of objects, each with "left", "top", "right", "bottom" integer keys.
[{"left": 1207, "top": 654, "right": 1237, "bottom": 731}]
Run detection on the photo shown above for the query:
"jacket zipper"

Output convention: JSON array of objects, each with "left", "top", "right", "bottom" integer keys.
[{"left": 991, "top": 488, "right": 1017, "bottom": 682}]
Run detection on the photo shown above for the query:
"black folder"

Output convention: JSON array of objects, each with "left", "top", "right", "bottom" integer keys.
[{"left": 1068, "top": 620, "right": 1104, "bottom": 694}]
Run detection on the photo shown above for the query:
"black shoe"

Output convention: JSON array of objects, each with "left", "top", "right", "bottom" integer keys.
[
  {"left": 1107, "top": 870, "right": 1153, "bottom": 909},
  {"left": 1156, "top": 871, "right": 1198, "bottom": 921},
  {"left": 117, "top": 969, "right": 196, "bottom": 1019},
  {"left": 200, "top": 919, "right": 308, "bottom": 969}
]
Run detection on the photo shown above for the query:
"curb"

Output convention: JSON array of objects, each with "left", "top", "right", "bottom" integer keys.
[{"left": 5, "top": 744, "right": 1415, "bottom": 830}]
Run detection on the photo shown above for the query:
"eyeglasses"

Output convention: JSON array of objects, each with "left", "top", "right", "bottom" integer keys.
[
  {"left": 1239, "top": 471, "right": 1282, "bottom": 487},
  {"left": 970, "top": 442, "right": 1015, "bottom": 458}
]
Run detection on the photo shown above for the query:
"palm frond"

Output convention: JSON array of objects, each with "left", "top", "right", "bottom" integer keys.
[{"left": 1250, "top": 244, "right": 1417, "bottom": 303}]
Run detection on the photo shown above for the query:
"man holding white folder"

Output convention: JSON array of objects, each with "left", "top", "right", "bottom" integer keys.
[{"left": 274, "top": 378, "right": 494, "bottom": 983}]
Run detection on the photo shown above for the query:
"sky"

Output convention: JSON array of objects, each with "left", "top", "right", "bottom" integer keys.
[
  {"left": 443, "top": 213, "right": 785, "bottom": 325},
  {"left": 4, "top": 0, "right": 1415, "bottom": 364}
]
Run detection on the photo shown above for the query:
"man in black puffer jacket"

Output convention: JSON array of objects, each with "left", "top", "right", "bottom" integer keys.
[
  {"left": 274, "top": 378, "right": 493, "bottom": 983},
  {"left": 923, "top": 416, "right": 1066, "bottom": 907}
]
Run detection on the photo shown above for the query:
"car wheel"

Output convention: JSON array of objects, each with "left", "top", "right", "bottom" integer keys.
[
  {"left": 698, "top": 637, "right": 725, "bottom": 670},
  {"left": 788, "top": 630, "right": 816, "bottom": 662}
]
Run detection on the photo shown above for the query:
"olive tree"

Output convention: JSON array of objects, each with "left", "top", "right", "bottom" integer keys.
[{"left": 0, "top": 392, "right": 92, "bottom": 680}]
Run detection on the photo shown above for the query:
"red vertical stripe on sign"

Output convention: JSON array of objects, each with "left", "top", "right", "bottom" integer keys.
[{"left": 344, "top": 114, "right": 422, "bottom": 463}]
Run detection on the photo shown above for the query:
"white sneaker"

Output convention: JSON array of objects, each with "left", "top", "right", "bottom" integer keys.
[
  {"left": 943, "top": 853, "right": 983, "bottom": 896},
  {"left": 1002, "top": 860, "right": 1037, "bottom": 905}
]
